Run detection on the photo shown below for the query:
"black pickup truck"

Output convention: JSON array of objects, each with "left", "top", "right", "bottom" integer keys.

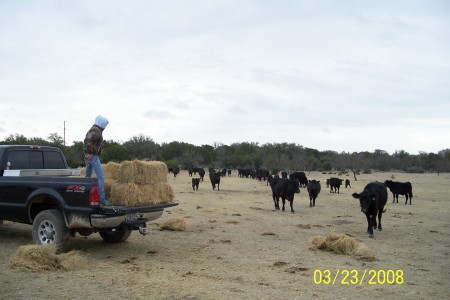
[{"left": 0, "top": 145, "right": 177, "bottom": 247}]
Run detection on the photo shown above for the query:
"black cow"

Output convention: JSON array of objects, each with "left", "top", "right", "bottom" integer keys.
[
  {"left": 281, "top": 171, "right": 288, "bottom": 179},
  {"left": 238, "top": 168, "right": 252, "bottom": 178},
  {"left": 257, "top": 168, "right": 270, "bottom": 182},
  {"left": 290, "top": 171, "right": 308, "bottom": 187},
  {"left": 270, "top": 178, "right": 300, "bottom": 213},
  {"left": 209, "top": 172, "right": 220, "bottom": 190},
  {"left": 326, "top": 178, "right": 330, "bottom": 188},
  {"left": 345, "top": 179, "right": 351, "bottom": 188},
  {"left": 173, "top": 167, "right": 180, "bottom": 178},
  {"left": 267, "top": 174, "right": 273, "bottom": 186},
  {"left": 221, "top": 168, "right": 227, "bottom": 177},
  {"left": 329, "top": 177, "right": 343, "bottom": 193},
  {"left": 198, "top": 168, "right": 205, "bottom": 181},
  {"left": 352, "top": 181, "right": 388, "bottom": 238},
  {"left": 192, "top": 178, "right": 200, "bottom": 190},
  {"left": 307, "top": 180, "right": 321, "bottom": 207},
  {"left": 188, "top": 167, "right": 194, "bottom": 177},
  {"left": 267, "top": 174, "right": 279, "bottom": 186},
  {"left": 384, "top": 180, "right": 413, "bottom": 205}
]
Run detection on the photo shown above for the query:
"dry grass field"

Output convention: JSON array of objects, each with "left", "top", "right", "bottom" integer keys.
[{"left": 0, "top": 170, "right": 449, "bottom": 299}]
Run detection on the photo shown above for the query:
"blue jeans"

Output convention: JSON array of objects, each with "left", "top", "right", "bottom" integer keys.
[{"left": 85, "top": 155, "right": 107, "bottom": 204}]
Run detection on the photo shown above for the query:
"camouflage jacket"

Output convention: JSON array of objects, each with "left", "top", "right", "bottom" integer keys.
[{"left": 84, "top": 125, "right": 103, "bottom": 155}]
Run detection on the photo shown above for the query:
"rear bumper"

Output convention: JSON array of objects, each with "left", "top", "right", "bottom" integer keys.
[
  {"left": 90, "top": 210, "right": 164, "bottom": 228},
  {"left": 90, "top": 202, "right": 178, "bottom": 229}
]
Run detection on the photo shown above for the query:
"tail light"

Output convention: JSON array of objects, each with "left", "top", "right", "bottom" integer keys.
[{"left": 89, "top": 186, "right": 100, "bottom": 207}]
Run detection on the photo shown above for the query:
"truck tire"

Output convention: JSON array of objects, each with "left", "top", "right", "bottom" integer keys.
[
  {"left": 99, "top": 230, "right": 132, "bottom": 243},
  {"left": 32, "top": 209, "right": 70, "bottom": 247}
]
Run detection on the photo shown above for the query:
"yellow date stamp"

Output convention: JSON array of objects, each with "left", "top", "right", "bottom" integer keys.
[{"left": 313, "top": 269, "right": 404, "bottom": 285}]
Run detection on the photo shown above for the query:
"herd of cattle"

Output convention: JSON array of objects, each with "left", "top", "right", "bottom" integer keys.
[{"left": 169, "top": 167, "right": 414, "bottom": 238}]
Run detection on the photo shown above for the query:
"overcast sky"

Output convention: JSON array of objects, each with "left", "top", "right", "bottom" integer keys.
[{"left": 0, "top": 0, "right": 449, "bottom": 154}]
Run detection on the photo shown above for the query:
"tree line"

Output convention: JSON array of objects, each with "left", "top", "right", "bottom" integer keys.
[{"left": 2, "top": 133, "right": 449, "bottom": 174}]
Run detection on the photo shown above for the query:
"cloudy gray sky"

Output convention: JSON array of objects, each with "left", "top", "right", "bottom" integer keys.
[{"left": 0, "top": 0, "right": 449, "bottom": 154}]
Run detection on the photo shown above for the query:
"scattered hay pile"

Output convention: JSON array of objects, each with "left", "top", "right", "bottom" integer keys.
[
  {"left": 159, "top": 216, "right": 188, "bottom": 231},
  {"left": 10, "top": 244, "right": 86, "bottom": 271},
  {"left": 309, "top": 233, "right": 369, "bottom": 257},
  {"left": 81, "top": 160, "right": 174, "bottom": 207}
]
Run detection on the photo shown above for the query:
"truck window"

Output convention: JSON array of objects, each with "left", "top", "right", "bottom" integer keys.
[
  {"left": 44, "top": 151, "right": 66, "bottom": 169},
  {"left": 6, "top": 149, "right": 65, "bottom": 170},
  {"left": 30, "top": 151, "right": 44, "bottom": 169},
  {"left": 7, "top": 151, "right": 30, "bottom": 169}
]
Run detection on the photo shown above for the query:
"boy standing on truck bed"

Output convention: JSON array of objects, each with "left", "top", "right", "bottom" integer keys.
[{"left": 84, "top": 115, "right": 111, "bottom": 208}]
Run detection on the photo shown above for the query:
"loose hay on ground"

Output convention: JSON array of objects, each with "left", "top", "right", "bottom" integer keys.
[
  {"left": 159, "top": 216, "right": 188, "bottom": 231},
  {"left": 309, "top": 232, "right": 370, "bottom": 257},
  {"left": 10, "top": 244, "right": 86, "bottom": 271}
]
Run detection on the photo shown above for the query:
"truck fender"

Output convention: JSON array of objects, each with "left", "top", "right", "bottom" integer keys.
[{"left": 26, "top": 187, "right": 69, "bottom": 225}]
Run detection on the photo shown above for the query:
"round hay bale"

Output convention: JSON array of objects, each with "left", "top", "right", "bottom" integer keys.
[
  {"left": 117, "top": 160, "right": 168, "bottom": 185},
  {"left": 110, "top": 182, "right": 174, "bottom": 206},
  {"left": 159, "top": 216, "right": 188, "bottom": 231},
  {"left": 10, "top": 244, "right": 86, "bottom": 271}
]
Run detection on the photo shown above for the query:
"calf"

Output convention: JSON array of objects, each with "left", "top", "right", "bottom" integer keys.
[
  {"left": 352, "top": 181, "right": 388, "bottom": 238},
  {"left": 270, "top": 178, "right": 300, "bottom": 213},
  {"left": 384, "top": 180, "right": 413, "bottom": 205},
  {"left": 307, "top": 180, "right": 321, "bottom": 207},
  {"left": 192, "top": 178, "right": 200, "bottom": 190},
  {"left": 345, "top": 179, "right": 351, "bottom": 188},
  {"left": 329, "top": 177, "right": 343, "bottom": 193},
  {"left": 173, "top": 167, "right": 180, "bottom": 178},
  {"left": 209, "top": 172, "right": 220, "bottom": 190}
]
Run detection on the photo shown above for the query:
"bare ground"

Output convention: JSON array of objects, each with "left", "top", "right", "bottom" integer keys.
[{"left": 0, "top": 171, "right": 449, "bottom": 299}]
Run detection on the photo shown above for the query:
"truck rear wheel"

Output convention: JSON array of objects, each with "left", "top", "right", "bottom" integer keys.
[
  {"left": 32, "top": 209, "right": 70, "bottom": 247},
  {"left": 99, "top": 230, "right": 132, "bottom": 243}
]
